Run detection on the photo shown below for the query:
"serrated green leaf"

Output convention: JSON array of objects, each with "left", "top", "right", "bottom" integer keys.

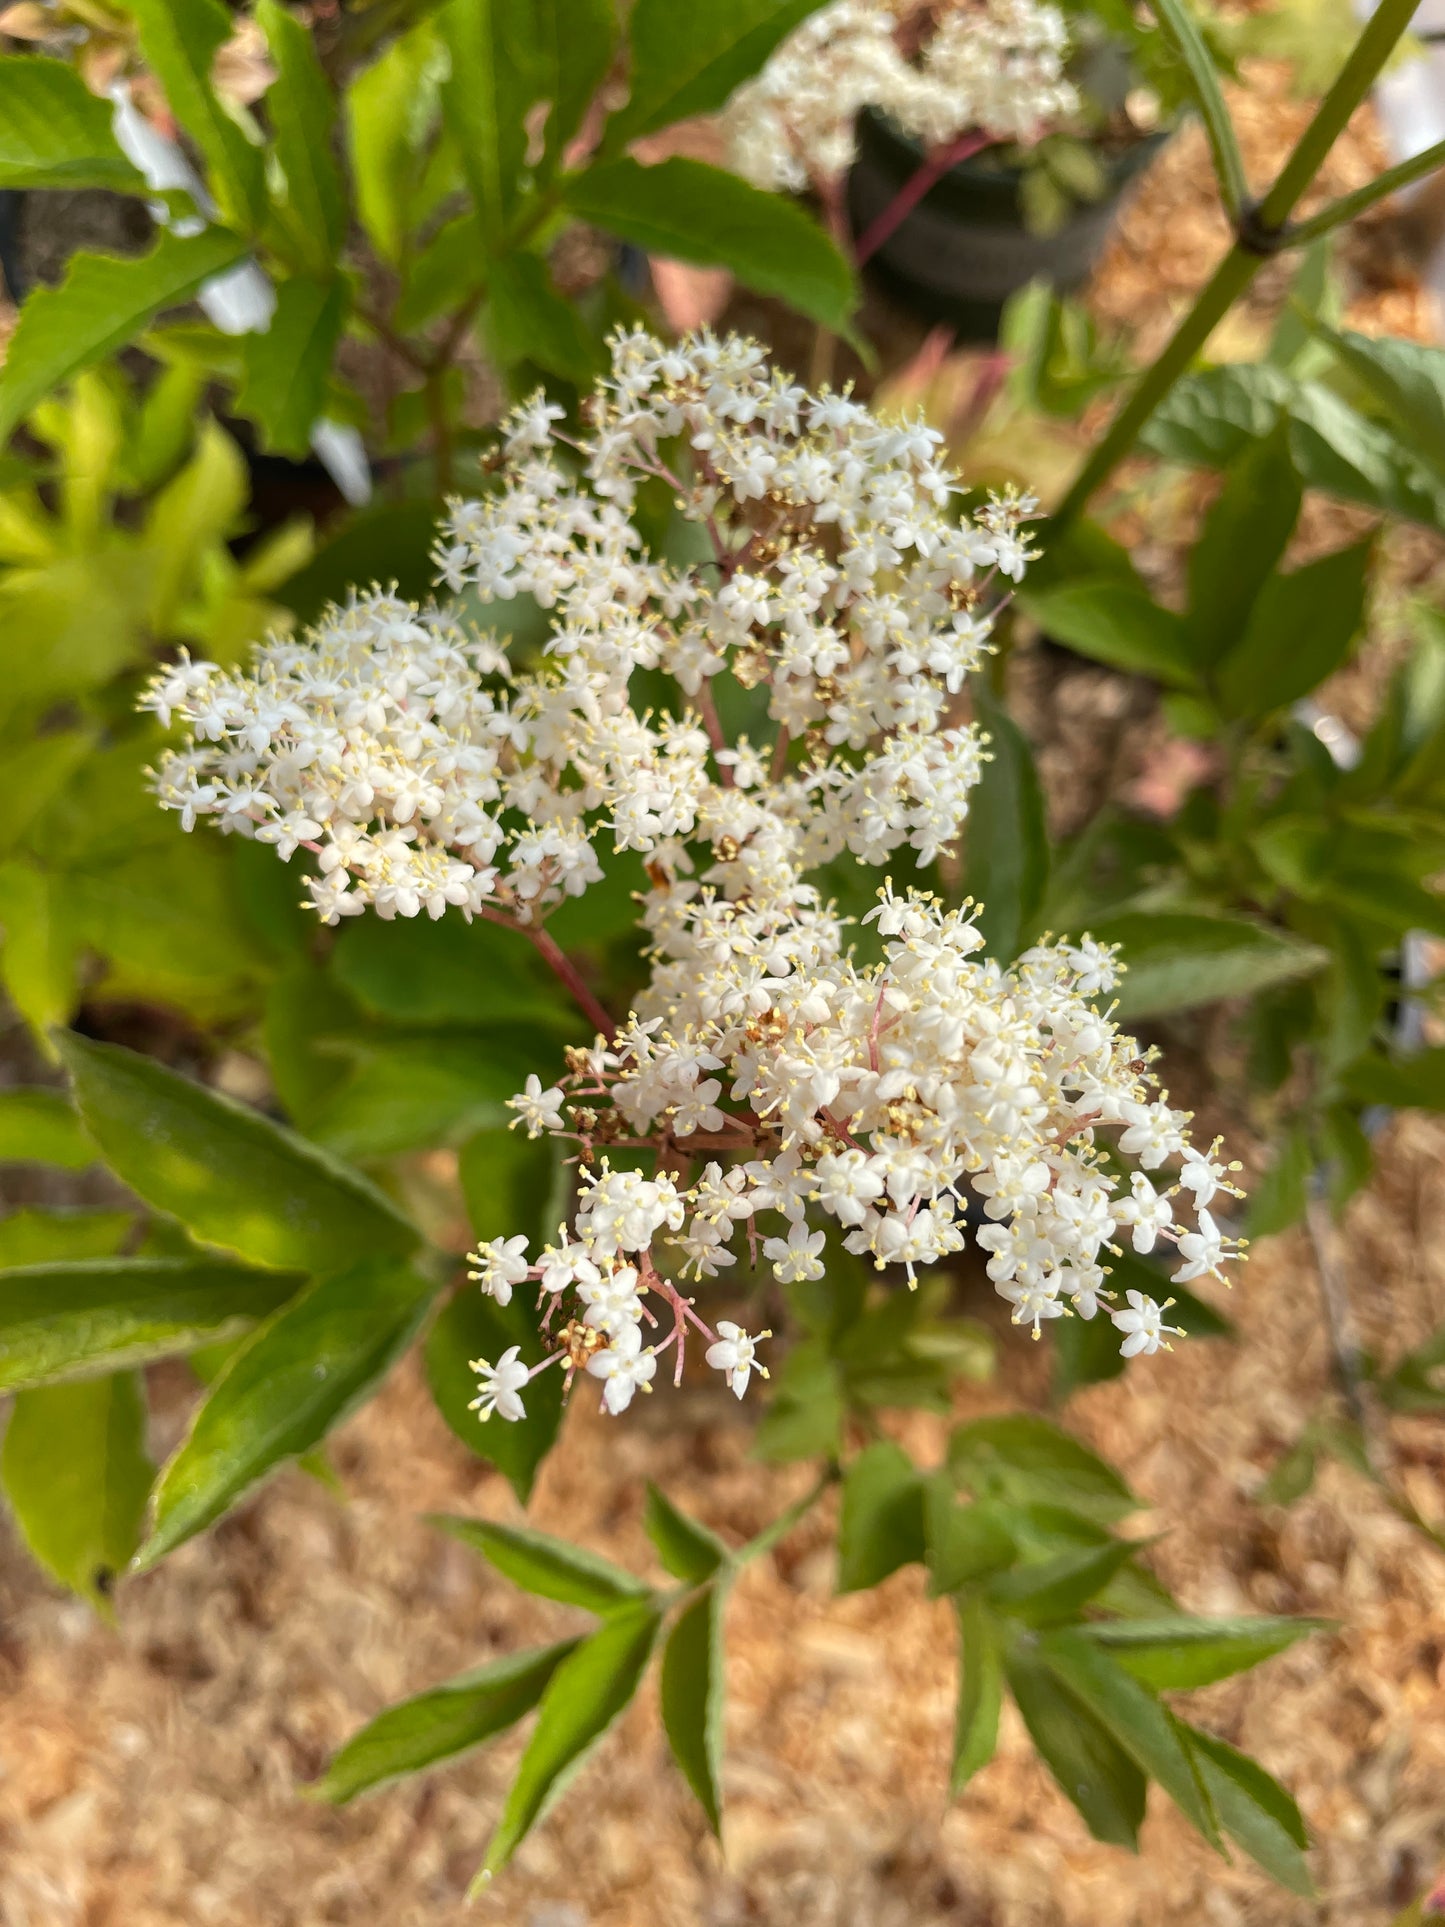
[
  {"left": 609, "top": 0, "right": 828, "bottom": 143},
  {"left": 949, "top": 1414, "right": 1136, "bottom": 1523},
  {"left": 1315, "top": 324, "right": 1445, "bottom": 483},
  {"left": 562, "top": 157, "right": 856, "bottom": 333},
  {"left": 1038, "top": 1628, "right": 1221, "bottom": 1846},
  {"left": 0, "top": 55, "right": 144, "bottom": 192},
  {"left": 1217, "top": 539, "right": 1371, "bottom": 719},
  {"left": 1182, "top": 1724, "right": 1314, "bottom": 1895},
  {"left": 644, "top": 1485, "right": 728, "bottom": 1583},
  {"left": 139, "top": 1256, "right": 436, "bottom": 1565},
  {"left": 987, "top": 1537, "right": 1140, "bottom": 1624},
  {"left": 345, "top": 17, "right": 446, "bottom": 265},
  {"left": 0, "top": 1087, "right": 94, "bottom": 1169},
  {"left": 256, "top": 0, "right": 346, "bottom": 263},
  {"left": 0, "top": 1209, "right": 131, "bottom": 1268},
  {"left": 836, "top": 1440, "right": 926, "bottom": 1592},
  {"left": 925, "top": 1482, "right": 1016, "bottom": 1595},
  {"left": 963, "top": 684, "right": 1048, "bottom": 961},
  {"left": 1022, "top": 580, "right": 1198, "bottom": 687},
  {"left": 952, "top": 1595, "right": 1003, "bottom": 1792},
  {"left": 1186, "top": 423, "right": 1300, "bottom": 670},
  {"left": 0, "top": 229, "right": 250, "bottom": 447},
  {"left": 1005, "top": 1640, "right": 1145, "bottom": 1847},
  {"left": 424, "top": 1285, "right": 564, "bottom": 1505},
  {"left": 434, "top": 1515, "right": 650, "bottom": 1611},
  {"left": 660, "top": 1580, "right": 728, "bottom": 1834},
  {"left": 2, "top": 1371, "right": 153, "bottom": 1607},
  {"left": 1085, "top": 1615, "right": 1326, "bottom": 1691},
  {"left": 126, "top": 0, "right": 267, "bottom": 229},
  {"left": 479, "top": 1601, "right": 662, "bottom": 1877},
  {"left": 438, "top": 0, "right": 540, "bottom": 247},
  {"left": 1091, "top": 912, "right": 1328, "bottom": 1020},
  {"left": 237, "top": 274, "right": 347, "bottom": 457},
  {"left": 0, "top": 1255, "right": 304, "bottom": 1394},
  {"left": 316, "top": 1639, "right": 581, "bottom": 1803},
  {"left": 56, "top": 1031, "right": 417, "bottom": 1274}
]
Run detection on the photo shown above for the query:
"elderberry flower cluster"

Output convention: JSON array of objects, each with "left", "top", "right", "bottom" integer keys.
[
  {"left": 473, "top": 883, "right": 1243, "bottom": 1426},
  {"left": 144, "top": 328, "right": 1030, "bottom": 925},
  {"left": 725, "top": 0, "right": 1080, "bottom": 196}
]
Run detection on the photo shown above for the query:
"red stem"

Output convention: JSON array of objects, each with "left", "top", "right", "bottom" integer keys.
[
  {"left": 854, "top": 131, "right": 993, "bottom": 267},
  {"left": 480, "top": 905, "right": 617, "bottom": 1042}
]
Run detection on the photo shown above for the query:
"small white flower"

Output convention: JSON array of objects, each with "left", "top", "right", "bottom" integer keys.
[
  {"left": 468, "top": 1346, "right": 530, "bottom": 1423},
  {"left": 763, "top": 1219, "right": 827, "bottom": 1283},
  {"left": 705, "top": 1321, "right": 771, "bottom": 1398},
  {"left": 585, "top": 1321, "right": 658, "bottom": 1414},
  {"left": 467, "top": 1234, "right": 531, "bottom": 1306},
  {"left": 1110, "top": 1289, "right": 1184, "bottom": 1358},
  {"left": 508, "top": 1074, "right": 567, "bottom": 1137},
  {"left": 1171, "top": 1209, "right": 1228, "bottom": 1284}
]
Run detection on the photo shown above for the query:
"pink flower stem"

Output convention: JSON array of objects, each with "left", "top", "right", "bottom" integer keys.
[
  {"left": 696, "top": 679, "right": 733, "bottom": 780},
  {"left": 854, "top": 132, "right": 993, "bottom": 267},
  {"left": 480, "top": 905, "right": 617, "bottom": 1042}
]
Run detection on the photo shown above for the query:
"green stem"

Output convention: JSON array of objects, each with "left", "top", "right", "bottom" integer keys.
[
  {"left": 1286, "top": 135, "right": 1445, "bottom": 247},
  {"left": 1052, "top": 0, "right": 1425, "bottom": 532}
]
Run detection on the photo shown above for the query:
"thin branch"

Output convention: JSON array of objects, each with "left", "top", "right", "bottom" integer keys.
[
  {"left": 1284, "top": 136, "right": 1445, "bottom": 246},
  {"left": 854, "top": 130, "right": 992, "bottom": 266},
  {"left": 479, "top": 905, "right": 617, "bottom": 1042}
]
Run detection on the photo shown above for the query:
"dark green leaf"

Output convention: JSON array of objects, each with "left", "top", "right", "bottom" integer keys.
[
  {"left": 986, "top": 1537, "right": 1139, "bottom": 1624},
  {"left": 257, "top": 0, "right": 346, "bottom": 262},
  {"left": 486, "top": 251, "right": 601, "bottom": 386},
  {"left": 0, "top": 230, "right": 250, "bottom": 447},
  {"left": 424, "top": 1284, "right": 564, "bottom": 1504},
  {"left": 278, "top": 496, "right": 442, "bottom": 622},
  {"left": 1038, "top": 1628, "right": 1220, "bottom": 1845},
  {"left": 139, "top": 1257, "right": 437, "bottom": 1565},
  {"left": 433, "top": 1515, "right": 650, "bottom": 1611},
  {"left": 0, "top": 1209, "right": 131, "bottom": 1268},
  {"left": 962, "top": 685, "right": 1049, "bottom": 961},
  {"left": 458, "top": 1126, "right": 565, "bottom": 1246},
  {"left": 395, "top": 213, "right": 485, "bottom": 332},
  {"left": 1085, "top": 1615, "right": 1326, "bottom": 1691},
  {"left": 1217, "top": 539, "right": 1371, "bottom": 718},
  {"left": 1090, "top": 912, "right": 1327, "bottom": 1020},
  {"left": 644, "top": 1485, "right": 727, "bottom": 1583},
  {"left": 127, "top": 0, "right": 268, "bottom": 228},
  {"left": 1186, "top": 425, "right": 1300, "bottom": 671},
  {"left": 237, "top": 275, "right": 348, "bottom": 457},
  {"left": 610, "top": 0, "right": 827, "bottom": 141},
  {"left": 1316, "top": 324, "right": 1445, "bottom": 482},
  {"left": 1245, "top": 1118, "right": 1314, "bottom": 1238},
  {"left": 1005, "top": 1640, "right": 1145, "bottom": 1847},
  {"left": 1022, "top": 580, "right": 1198, "bottom": 687},
  {"left": 660, "top": 1580, "right": 728, "bottom": 1833},
  {"left": 0, "top": 1087, "right": 94, "bottom": 1169},
  {"left": 924, "top": 1481, "right": 1016, "bottom": 1594},
  {"left": 751, "top": 1340, "right": 844, "bottom": 1463},
  {"left": 952, "top": 1595, "right": 1003, "bottom": 1791},
  {"left": 1183, "top": 1724, "right": 1314, "bottom": 1896},
  {"left": 316, "top": 1639, "right": 580, "bottom": 1802},
  {"left": 438, "top": 0, "right": 540, "bottom": 246},
  {"left": 836, "top": 1440, "right": 926, "bottom": 1592},
  {"left": 533, "top": 0, "right": 616, "bottom": 167},
  {"left": 479, "top": 1601, "right": 661, "bottom": 1876},
  {"left": 55, "top": 1032, "right": 417, "bottom": 1274},
  {"left": 303, "top": 1030, "right": 541, "bottom": 1161},
  {"left": 563, "top": 157, "right": 856, "bottom": 333},
  {"left": 0, "top": 1255, "right": 304, "bottom": 1394},
  {"left": 1317, "top": 869, "right": 1445, "bottom": 940},
  {"left": 949, "top": 1414, "right": 1136, "bottom": 1523},
  {"left": 2, "top": 1372, "right": 153, "bottom": 1607},
  {"left": 0, "top": 55, "right": 144, "bottom": 192},
  {"left": 331, "top": 909, "right": 571, "bottom": 1029}
]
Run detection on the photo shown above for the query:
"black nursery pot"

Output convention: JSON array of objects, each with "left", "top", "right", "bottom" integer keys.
[{"left": 846, "top": 106, "right": 1170, "bottom": 341}]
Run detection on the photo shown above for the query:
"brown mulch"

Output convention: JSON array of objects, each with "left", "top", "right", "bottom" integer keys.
[{"left": 5, "top": 58, "right": 1445, "bottom": 1927}]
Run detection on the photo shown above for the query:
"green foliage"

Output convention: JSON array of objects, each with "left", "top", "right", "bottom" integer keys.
[
  {"left": 126, "top": 0, "right": 269, "bottom": 229},
  {"left": 660, "top": 1581, "right": 729, "bottom": 1835},
  {"left": 963, "top": 684, "right": 1049, "bottom": 961},
  {"left": 609, "top": 0, "right": 828, "bottom": 142},
  {"left": 139, "top": 1257, "right": 438, "bottom": 1566},
  {"left": 435, "top": 1516, "right": 652, "bottom": 1611},
  {"left": 1, "top": 1372, "right": 153, "bottom": 1609},
  {"left": 0, "top": 56, "right": 145, "bottom": 193},
  {"left": 315, "top": 1639, "right": 581, "bottom": 1802}
]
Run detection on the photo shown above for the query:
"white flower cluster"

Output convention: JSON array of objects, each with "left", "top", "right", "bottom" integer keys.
[
  {"left": 144, "top": 328, "right": 1241, "bottom": 1432},
  {"left": 475, "top": 883, "right": 1243, "bottom": 1425},
  {"left": 725, "top": 0, "right": 1080, "bottom": 196},
  {"left": 145, "top": 328, "right": 1029, "bottom": 926}
]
